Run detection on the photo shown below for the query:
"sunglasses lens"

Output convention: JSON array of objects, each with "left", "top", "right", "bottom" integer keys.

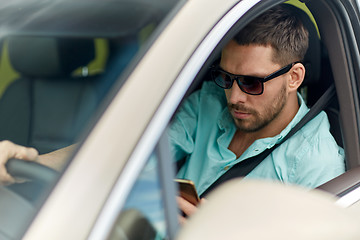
[
  {"left": 212, "top": 70, "right": 233, "bottom": 88},
  {"left": 211, "top": 68, "right": 263, "bottom": 94},
  {"left": 239, "top": 76, "right": 263, "bottom": 95}
]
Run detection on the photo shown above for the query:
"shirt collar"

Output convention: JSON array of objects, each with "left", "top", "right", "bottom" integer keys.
[
  {"left": 218, "top": 106, "right": 235, "bottom": 132},
  {"left": 275, "top": 93, "right": 309, "bottom": 142}
]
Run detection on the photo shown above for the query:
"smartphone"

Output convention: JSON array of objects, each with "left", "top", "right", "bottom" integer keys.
[{"left": 175, "top": 178, "right": 200, "bottom": 205}]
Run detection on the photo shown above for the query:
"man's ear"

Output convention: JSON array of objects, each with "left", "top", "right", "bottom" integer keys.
[{"left": 288, "top": 63, "right": 305, "bottom": 92}]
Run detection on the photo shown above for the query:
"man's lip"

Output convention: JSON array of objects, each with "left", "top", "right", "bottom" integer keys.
[{"left": 232, "top": 110, "right": 251, "bottom": 119}]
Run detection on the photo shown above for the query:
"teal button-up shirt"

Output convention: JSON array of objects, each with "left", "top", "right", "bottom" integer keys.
[{"left": 168, "top": 81, "right": 345, "bottom": 196}]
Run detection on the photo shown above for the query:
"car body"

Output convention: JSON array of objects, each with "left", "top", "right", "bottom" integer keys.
[{"left": 2, "top": 0, "right": 360, "bottom": 239}]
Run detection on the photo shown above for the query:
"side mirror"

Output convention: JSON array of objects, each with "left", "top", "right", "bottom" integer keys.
[{"left": 108, "top": 208, "right": 157, "bottom": 240}]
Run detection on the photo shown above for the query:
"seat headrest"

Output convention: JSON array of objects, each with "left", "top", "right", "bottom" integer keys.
[
  {"left": 283, "top": 4, "right": 321, "bottom": 87},
  {"left": 7, "top": 36, "right": 95, "bottom": 78}
]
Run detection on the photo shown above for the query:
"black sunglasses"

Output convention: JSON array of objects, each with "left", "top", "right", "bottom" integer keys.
[{"left": 211, "top": 62, "right": 299, "bottom": 95}]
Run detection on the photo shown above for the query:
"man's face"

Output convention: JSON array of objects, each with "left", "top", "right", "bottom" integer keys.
[{"left": 220, "top": 41, "right": 290, "bottom": 133}]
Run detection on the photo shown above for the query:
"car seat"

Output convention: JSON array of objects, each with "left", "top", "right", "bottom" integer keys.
[{"left": 0, "top": 36, "right": 101, "bottom": 154}]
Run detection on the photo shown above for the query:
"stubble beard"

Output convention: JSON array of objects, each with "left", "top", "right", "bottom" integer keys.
[{"left": 228, "top": 84, "right": 287, "bottom": 133}]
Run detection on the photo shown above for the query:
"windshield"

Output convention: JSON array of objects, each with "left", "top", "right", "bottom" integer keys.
[{"left": 0, "top": 0, "right": 179, "bottom": 238}]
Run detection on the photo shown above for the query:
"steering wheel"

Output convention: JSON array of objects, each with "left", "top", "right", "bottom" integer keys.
[
  {"left": 0, "top": 159, "right": 59, "bottom": 239},
  {"left": 5, "top": 158, "right": 59, "bottom": 203},
  {"left": 6, "top": 158, "right": 58, "bottom": 183}
]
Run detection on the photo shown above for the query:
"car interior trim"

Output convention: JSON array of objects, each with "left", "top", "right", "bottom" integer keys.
[
  {"left": 333, "top": 0, "right": 360, "bottom": 137},
  {"left": 331, "top": 0, "right": 360, "bottom": 169},
  {"left": 311, "top": 0, "right": 360, "bottom": 200},
  {"left": 310, "top": 0, "right": 360, "bottom": 169}
]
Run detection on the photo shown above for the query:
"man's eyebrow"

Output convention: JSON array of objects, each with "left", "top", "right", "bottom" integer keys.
[{"left": 218, "top": 67, "right": 269, "bottom": 78}]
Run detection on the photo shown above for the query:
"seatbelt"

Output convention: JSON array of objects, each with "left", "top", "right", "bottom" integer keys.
[{"left": 200, "top": 84, "right": 336, "bottom": 197}]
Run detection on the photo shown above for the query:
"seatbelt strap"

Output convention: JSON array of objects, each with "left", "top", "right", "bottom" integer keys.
[{"left": 200, "top": 84, "right": 336, "bottom": 197}]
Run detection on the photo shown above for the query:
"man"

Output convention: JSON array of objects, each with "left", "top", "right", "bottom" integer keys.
[{"left": 170, "top": 5, "right": 345, "bottom": 218}]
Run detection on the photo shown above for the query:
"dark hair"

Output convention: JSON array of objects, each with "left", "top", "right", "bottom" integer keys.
[{"left": 233, "top": 4, "right": 309, "bottom": 66}]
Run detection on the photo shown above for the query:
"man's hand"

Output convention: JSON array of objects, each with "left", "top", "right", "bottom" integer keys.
[
  {"left": 0, "top": 140, "right": 38, "bottom": 185},
  {"left": 177, "top": 196, "right": 207, "bottom": 225}
]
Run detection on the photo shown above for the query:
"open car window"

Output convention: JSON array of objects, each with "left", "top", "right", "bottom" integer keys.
[{"left": 169, "top": 1, "right": 345, "bottom": 194}]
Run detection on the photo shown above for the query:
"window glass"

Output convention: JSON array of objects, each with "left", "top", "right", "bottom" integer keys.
[
  {"left": 0, "top": 0, "right": 180, "bottom": 238},
  {"left": 0, "top": 0, "right": 179, "bottom": 154}
]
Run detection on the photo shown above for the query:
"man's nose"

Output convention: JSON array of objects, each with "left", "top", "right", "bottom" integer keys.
[{"left": 228, "top": 80, "right": 247, "bottom": 104}]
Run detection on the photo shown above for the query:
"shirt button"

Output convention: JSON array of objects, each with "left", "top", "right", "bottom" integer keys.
[
  {"left": 224, "top": 166, "right": 230, "bottom": 170},
  {"left": 254, "top": 149, "right": 259, "bottom": 152}
]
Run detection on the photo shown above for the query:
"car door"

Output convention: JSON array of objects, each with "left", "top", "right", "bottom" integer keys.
[
  {"left": 90, "top": 0, "right": 356, "bottom": 238},
  {"left": 19, "top": 0, "right": 360, "bottom": 239}
]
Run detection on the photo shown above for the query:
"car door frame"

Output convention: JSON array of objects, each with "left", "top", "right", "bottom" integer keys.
[{"left": 94, "top": 0, "right": 360, "bottom": 237}]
